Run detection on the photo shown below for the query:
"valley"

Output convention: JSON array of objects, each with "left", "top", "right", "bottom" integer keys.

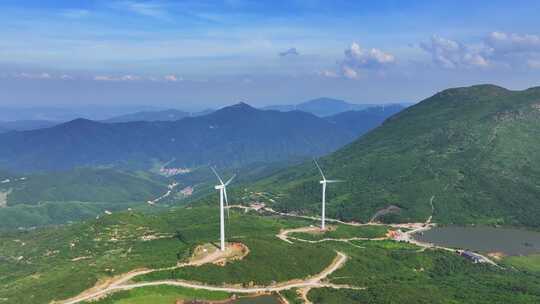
[{"left": 1, "top": 85, "right": 540, "bottom": 304}]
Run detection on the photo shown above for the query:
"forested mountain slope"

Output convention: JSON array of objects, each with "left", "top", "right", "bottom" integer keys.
[{"left": 253, "top": 85, "right": 540, "bottom": 228}]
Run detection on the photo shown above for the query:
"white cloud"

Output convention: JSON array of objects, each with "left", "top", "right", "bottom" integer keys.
[
  {"left": 114, "top": 1, "right": 170, "bottom": 20},
  {"left": 120, "top": 75, "right": 141, "bottom": 81},
  {"left": 318, "top": 70, "right": 338, "bottom": 78},
  {"left": 94, "top": 75, "right": 141, "bottom": 81},
  {"left": 9, "top": 73, "right": 77, "bottom": 80},
  {"left": 164, "top": 74, "right": 182, "bottom": 82},
  {"left": 421, "top": 32, "right": 540, "bottom": 69},
  {"left": 342, "top": 66, "right": 359, "bottom": 79},
  {"left": 486, "top": 32, "right": 540, "bottom": 54},
  {"left": 16, "top": 72, "right": 52, "bottom": 79},
  {"left": 420, "top": 36, "right": 489, "bottom": 69},
  {"left": 94, "top": 75, "right": 115, "bottom": 81},
  {"left": 319, "top": 42, "right": 395, "bottom": 80},
  {"left": 329, "top": 42, "right": 396, "bottom": 79},
  {"left": 343, "top": 42, "right": 395, "bottom": 69}
]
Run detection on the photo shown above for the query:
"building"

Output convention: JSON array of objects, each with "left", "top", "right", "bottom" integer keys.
[{"left": 461, "top": 251, "right": 485, "bottom": 264}]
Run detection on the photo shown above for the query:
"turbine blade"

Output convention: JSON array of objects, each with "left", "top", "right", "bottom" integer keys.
[
  {"left": 313, "top": 158, "right": 326, "bottom": 180},
  {"left": 211, "top": 166, "right": 224, "bottom": 185},
  {"left": 224, "top": 187, "right": 230, "bottom": 220},
  {"left": 326, "top": 180, "right": 344, "bottom": 183},
  {"left": 224, "top": 174, "right": 236, "bottom": 186}
]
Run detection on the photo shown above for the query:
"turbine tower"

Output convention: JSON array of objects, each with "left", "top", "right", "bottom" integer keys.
[
  {"left": 314, "top": 159, "right": 343, "bottom": 230},
  {"left": 211, "top": 167, "right": 235, "bottom": 251}
]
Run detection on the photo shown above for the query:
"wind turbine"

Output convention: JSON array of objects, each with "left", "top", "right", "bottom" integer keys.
[
  {"left": 211, "top": 167, "right": 236, "bottom": 251},
  {"left": 314, "top": 159, "right": 343, "bottom": 230}
]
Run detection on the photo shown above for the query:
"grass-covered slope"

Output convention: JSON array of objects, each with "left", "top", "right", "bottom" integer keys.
[
  {"left": 1, "top": 206, "right": 539, "bottom": 304},
  {"left": 0, "top": 168, "right": 169, "bottom": 230},
  {"left": 4, "top": 168, "right": 167, "bottom": 206},
  {"left": 0, "top": 207, "right": 331, "bottom": 304},
  {"left": 308, "top": 241, "right": 540, "bottom": 304},
  {"left": 252, "top": 85, "right": 540, "bottom": 228}
]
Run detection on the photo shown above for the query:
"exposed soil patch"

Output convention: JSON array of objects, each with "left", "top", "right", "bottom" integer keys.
[
  {"left": 370, "top": 205, "right": 401, "bottom": 222},
  {"left": 487, "top": 251, "right": 506, "bottom": 261},
  {"left": 189, "top": 242, "right": 249, "bottom": 267}
]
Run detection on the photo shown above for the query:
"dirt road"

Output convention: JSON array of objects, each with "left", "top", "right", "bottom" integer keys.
[{"left": 55, "top": 251, "right": 359, "bottom": 304}]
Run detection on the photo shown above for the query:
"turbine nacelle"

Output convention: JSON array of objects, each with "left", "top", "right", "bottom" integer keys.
[{"left": 320, "top": 179, "right": 343, "bottom": 184}]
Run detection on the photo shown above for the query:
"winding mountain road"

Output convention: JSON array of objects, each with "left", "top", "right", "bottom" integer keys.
[{"left": 55, "top": 251, "right": 359, "bottom": 304}]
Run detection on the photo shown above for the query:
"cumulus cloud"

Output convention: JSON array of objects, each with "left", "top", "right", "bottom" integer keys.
[
  {"left": 94, "top": 75, "right": 141, "bottom": 81},
  {"left": 421, "top": 32, "right": 540, "bottom": 69},
  {"left": 279, "top": 48, "right": 299, "bottom": 57},
  {"left": 120, "top": 75, "right": 141, "bottom": 81},
  {"left": 164, "top": 74, "right": 182, "bottom": 82},
  {"left": 342, "top": 66, "right": 358, "bottom": 79},
  {"left": 420, "top": 36, "right": 488, "bottom": 69},
  {"left": 338, "top": 42, "right": 395, "bottom": 79},
  {"left": 318, "top": 70, "right": 338, "bottom": 78},
  {"left": 60, "top": 74, "right": 74, "bottom": 80},
  {"left": 16, "top": 72, "right": 52, "bottom": 79},
  {"left": 486, "top": 32, "right": 540, "bottom": 54}
]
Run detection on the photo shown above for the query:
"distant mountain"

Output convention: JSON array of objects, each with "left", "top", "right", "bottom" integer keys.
[
  {"left": 104, "top": 108, "right": 215, "bottom": 123},
  {"left": 0, "top": 105, "right": 160, "bottom": 121},
  {"left": 0, "top": 120, "right": 57, "bottom": 132},
  {"left": 325, "top": 104, "right": 405, "bottom": 135},
  {"left": 104, "top": 109, "right": 191, "bottom": 123},
  {"left": 262, "top": 104, "right": 297, "bottom": 112},
  {"left": 0, "top": 103, "right": 358, "bottom": 172},
  {"left": 253, "top": 84, "right": 540, "bottom": 228},
  {"left": 264, "top": 97, "right": 408, "bottom": 117}
]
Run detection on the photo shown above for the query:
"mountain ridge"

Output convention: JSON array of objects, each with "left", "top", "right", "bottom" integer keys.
[
  {"left": 0, "top": 103, "right": 357, "bottom": 172},
  {"left": 251, "top": 84, "right": 540, "bottom": 228}
]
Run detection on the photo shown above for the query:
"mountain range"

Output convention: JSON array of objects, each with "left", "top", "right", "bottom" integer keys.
[
  {"left": 264, "top": 97, "right": 409, "bottom": 117},
  {"left": 0, "top": 103, "right": 400, "bottom": 172},
  {"left": 103, "top": 109, "right": 215, "bottom": 123},
  {"left": 0, "top": 105, "right": 161, "bottom": 122},
  {"left": 252, "top": 84, "right": 540, "bottom": 228},
  {"left": 0, "top": 120, "right": 58, "bottom": 133},
  {"left": 102, "top": 98, "right": 405, "bottom": 123},
  {"left": 326, "top": 104, "right": 404, "bottom": 135}
]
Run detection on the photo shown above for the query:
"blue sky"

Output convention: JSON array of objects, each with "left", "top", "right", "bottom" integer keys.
[{"left": 1, "top": 0, "right": 540, "bottom": 109}]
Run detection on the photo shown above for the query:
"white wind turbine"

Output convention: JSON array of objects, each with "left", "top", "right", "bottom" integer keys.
[
  {"left": 314, "top": 159, "right": 343, "bottom": 230},
  {"left": 211, "top": 167, "right": 236, "bottom": 251}
]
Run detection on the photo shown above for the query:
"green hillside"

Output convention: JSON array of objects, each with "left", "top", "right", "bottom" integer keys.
[
  {"left": 0, "top": 206, "right": 538, "bottom": 304},
  {"left": 250, "top": 85, "right": 540, "bottom": 228},
  {"left": 3, "top": 168, "right": 167, "bottom": 206},
  {"left": 0, "top": 168, "right": 169, "bottom": 230}
]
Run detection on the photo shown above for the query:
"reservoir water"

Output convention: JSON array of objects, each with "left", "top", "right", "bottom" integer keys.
[{"left": 414, "top": 226, "right": 540, "bottom": 256}]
